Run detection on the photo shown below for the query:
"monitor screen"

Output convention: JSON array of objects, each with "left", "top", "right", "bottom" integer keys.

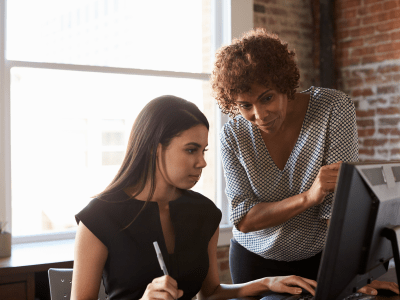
[{"left": 315, "top": 161, "right": 400, "bottom": 300}]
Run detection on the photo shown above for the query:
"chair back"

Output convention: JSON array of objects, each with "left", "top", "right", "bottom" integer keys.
[{"left": 48, "top": 268, "right": 108, "bottom": 300}]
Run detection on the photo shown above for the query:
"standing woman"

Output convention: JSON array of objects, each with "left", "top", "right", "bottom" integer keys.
[
  {"left": 211, "top": 29, "right": 359, "bottom": 283},
  {"left": 71, "top": 95, "right": 317, "bottom": 300}
]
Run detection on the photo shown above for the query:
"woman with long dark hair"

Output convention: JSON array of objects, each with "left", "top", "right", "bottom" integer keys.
[{"left": 71, "top": 95, "right": 317, "bottom": 300}]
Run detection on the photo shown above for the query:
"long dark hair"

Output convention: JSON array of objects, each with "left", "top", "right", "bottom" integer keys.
[{"left": 95, "top": 95, "right": 209, "bottom": 204}]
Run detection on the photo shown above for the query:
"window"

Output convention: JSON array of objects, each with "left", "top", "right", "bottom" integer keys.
[{"left": 0, "top": 0, "right": 253, "bottom": 244}]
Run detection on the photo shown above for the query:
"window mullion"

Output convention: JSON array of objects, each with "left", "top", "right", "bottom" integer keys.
[
  {"left": 0, "top": 0, "right": 12, "bottom": 233},
  {"left": 6, "top": 60, "right": 210, "bottom": 81}
]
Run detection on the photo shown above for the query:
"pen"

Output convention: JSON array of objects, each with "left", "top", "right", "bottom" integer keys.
[{"left": 153, "top": 241, "right": 169, "bottom": 276}]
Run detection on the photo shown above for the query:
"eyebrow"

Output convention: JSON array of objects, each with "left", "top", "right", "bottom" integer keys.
[
  {"left": 257, "top": 89, "right": 272, "bottom": 100},
  {"left": 184, "top": 142, "right": 208, "bottom": 148},
  {"left": 236, "top": 89, "right": 272, "bottom": 103}
]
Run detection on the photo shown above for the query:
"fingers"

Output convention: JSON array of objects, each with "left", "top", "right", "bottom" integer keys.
[
  {"left": 287, "top": 276, "right": 317, "bottom": 296},
  {"left": 358, "top": 280, "right": 400, "bottom": 296},
  {"left": 307, "top": 161, "right": 343, "bottom": 206},
  {"left": 324, "top": 161, "right": 343, "bottom": 169},
  {"left": 386, "top": 282, "right": 400, "bottom": 294},
  {"left": 367, "top": 280, "right": 400, "bottom": 295},
  {"left": 146, "top": 276, "right": 183, "bottom": 300},
  {"left": 301, "top": 277, "right": 318, "bottom": 290},
  {"left": 271, "top": 276, "right": 317, "bottom": 296},
  {"left": 358, "top": 286, "right": 378, "bottom": 296},
  {"left": 283, "top": 286, "right": 303, "bottom": 295},
  {"left": 148, "top": 290, "right": 179, "bottom": 300}
]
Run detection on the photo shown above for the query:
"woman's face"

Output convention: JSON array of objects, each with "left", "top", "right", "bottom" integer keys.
[
  {"left": 157, "top": 124, "right": 208, "bottom": 190},
  {"left": 236, "top": 83, "right": 288, "bottom": 135}
]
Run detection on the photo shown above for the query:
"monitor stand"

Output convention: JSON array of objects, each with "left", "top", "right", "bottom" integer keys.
[{"left": 382, "top": 225, "right": 400, "bottom": 285}]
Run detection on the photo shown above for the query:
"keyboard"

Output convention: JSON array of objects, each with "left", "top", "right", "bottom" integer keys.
[{"left": 261, "top": 292, "right": 376, "bottom": 300}]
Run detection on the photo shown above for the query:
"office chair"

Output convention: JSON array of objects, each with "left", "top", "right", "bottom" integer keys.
[{"left": 48, "top": 268, "right": 108, "bottom": 300}]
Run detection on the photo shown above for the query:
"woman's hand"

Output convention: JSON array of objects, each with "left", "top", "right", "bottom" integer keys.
[
  {"left": 141, "top": 275, "right": 184, "bottom": 300},
  {"left": 305, "top": 161, "right": 343, "bottom": 207},
  {"left": 358, "top": 280, "right": 399, "bottom": 296},
  {"left": 264, "top": 275, "right": 317, "bottom": 296}
]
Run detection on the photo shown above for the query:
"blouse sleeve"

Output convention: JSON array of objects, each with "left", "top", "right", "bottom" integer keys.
[
  {"left": 319, "top": 91, "right": 359, "bottom": 219},
  {"left": 75, "top": 199, "right": 118, "bottom": 248},
  {"left": 220, "top": 125, "right": 262, "bottom": 229}
]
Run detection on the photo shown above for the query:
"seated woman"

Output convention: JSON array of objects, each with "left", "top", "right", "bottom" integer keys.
[
  {"left": 210, "top": 28, "right": 399, "bottom": 296},
  {"left": 71, "top": 95, "right": 317, "bottom": 300}
]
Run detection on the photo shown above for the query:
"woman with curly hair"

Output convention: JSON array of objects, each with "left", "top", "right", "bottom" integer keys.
[{"left": 211, "top": 29, "right": 359, "bottom": 284}]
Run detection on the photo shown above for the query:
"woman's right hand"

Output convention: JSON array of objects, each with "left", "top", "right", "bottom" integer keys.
[
  {"left": 305, "top": 161, "right": 343, "bottom": 207},
  {"left": 264, "top": 275, "right": 317, "bottom": 295},
  {"left": 141, "top": 275, "right": 184, "bottom": 300}
]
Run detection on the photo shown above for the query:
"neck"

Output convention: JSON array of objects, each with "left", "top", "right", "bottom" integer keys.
[{"left": 124, "top": 181, "right": 182, "bottom": 204}]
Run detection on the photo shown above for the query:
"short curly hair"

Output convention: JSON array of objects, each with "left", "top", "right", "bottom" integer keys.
[{"left": 210, "top": 28, "right": 300, "bottom": 118}]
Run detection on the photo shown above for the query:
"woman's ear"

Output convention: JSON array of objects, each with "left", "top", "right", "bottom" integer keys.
[{"left": 156, "top": 143, "right": 163, "bottom": 158}]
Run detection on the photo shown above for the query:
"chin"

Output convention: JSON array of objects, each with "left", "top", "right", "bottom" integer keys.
[
  {"left": 174, "top": 182, "right": 196, "bottom": 190},
  {"left": 186, "top": 182, "right": 198, "bottom": 190}
]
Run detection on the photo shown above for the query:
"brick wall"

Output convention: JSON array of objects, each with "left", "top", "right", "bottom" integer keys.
[
  {"left": 335, "top": 0, "right": 400, "bottom": 161},
  {"left": 253, "top": 0, "right": 318, "bottom": 90},
  {"left": 217, "top": 246, "right": 231, "bottom": 283},
  {"left": 216, "top": 0, "right": 400, "bottom": 284}
]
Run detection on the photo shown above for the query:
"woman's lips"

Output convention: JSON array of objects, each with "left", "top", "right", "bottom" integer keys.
[{"left": 258, "top": 119, "right": 275, "bottom": 128}]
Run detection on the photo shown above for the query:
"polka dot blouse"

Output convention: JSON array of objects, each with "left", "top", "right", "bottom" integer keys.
[{"left": 220, "top": 87, "right": 359, "bottom": 261}]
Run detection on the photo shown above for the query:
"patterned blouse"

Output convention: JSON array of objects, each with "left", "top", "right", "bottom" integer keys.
[{"left": 220, "top": 87, "right": 359, "bottom": 261}]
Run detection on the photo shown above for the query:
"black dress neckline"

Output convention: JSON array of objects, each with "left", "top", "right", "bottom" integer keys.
[{"left": 119, "top": 188, "right": 187, "bottom": 204}]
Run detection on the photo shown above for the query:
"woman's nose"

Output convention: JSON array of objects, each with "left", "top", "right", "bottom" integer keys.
[
  {"left": 197, "top": 154, "right": 207, "bottom": 168},
  {"left": 254, "top": 105, "right": 267, "bottom": 121}
]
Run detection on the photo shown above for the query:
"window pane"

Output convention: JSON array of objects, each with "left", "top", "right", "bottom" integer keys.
[
  {"left": 102, "top": 132, "right": 124, "bottom": 146},
  {"left": 102, "top": 151, "right": 124, "bottom": 165},
  {"left": 6, "top": 0, "right": 212, "bottom": 73},
  {"left": 10, "top": 68, "right": 216, "bottom": 236}
]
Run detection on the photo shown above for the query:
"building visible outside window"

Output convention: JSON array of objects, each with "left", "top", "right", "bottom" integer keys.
[{"left": 6, "top": 0, "right": 216, "bottom": 237}]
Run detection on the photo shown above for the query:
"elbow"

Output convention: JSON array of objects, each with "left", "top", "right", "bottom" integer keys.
[{"left": 237, "top": 219, "right": 251, "bottom": 233}]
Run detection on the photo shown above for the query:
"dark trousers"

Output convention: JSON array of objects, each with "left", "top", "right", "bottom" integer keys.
[{"left": 229, "top": 238, "right": 322, "bottom": 284}]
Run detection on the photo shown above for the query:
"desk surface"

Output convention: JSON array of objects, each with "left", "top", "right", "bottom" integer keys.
[
  {"left": 0, "top": 239, "right": 74, "bottom": 276},
  {"left": 244, "top": 268, "right": 400, "bottom": 300},
  {"left": 0, "top": 239, "right": 399, "bottom": 300}
]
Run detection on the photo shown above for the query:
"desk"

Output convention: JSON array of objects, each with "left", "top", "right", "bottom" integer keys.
[
  {"left": 257, "top": 267, "right": 400, "bottom": 300},
  {"left": 0, "top": 239, "right": 399, "bottom": 300},
  {"left": 0, "top": 239, "right": 74, "bottom": 300}
]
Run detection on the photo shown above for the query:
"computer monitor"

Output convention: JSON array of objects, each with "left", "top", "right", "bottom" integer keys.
[{"left": 315, "top": 161, "right": 400, "bottom": 300}]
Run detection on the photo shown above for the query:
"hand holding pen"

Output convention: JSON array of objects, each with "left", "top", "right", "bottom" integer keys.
[{"left": 140, "top": 241, "right": 183, "bottom": 300}]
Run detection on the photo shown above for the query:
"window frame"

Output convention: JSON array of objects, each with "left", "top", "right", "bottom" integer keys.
[{"left": 0, "top": 0, "right": 253, "bottom": 246}]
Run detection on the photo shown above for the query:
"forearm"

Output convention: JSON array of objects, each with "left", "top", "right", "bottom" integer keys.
[
  {"left": 237, "top": 191, "right": 312, "bottom": 233},
  {"left": 199, "top": 279, "right": 268, "bottom": 300}
]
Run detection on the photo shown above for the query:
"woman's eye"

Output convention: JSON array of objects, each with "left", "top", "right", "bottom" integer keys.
[
  {"left": 261, "top": 95, "right": 273, "bottom": 103},
  {"left": 239, "top": 104, "right": 252, "bottom": 110},
  {"left": 187, "top": 149, "right": 196, "bottom": 154}
]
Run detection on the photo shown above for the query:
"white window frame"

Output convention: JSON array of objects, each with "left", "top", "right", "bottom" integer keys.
[{"left": 0, "top": 0, "right": 253, "bottom": 246}]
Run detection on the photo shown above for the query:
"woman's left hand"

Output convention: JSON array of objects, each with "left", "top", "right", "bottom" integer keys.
[
  {"left": 264, "top": 275, "right": 317, "bottom": 296},
  {"left": 358, "top": 280, "right": 399, "bottom": 295}
]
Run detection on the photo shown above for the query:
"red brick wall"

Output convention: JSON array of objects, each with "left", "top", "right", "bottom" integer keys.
[
  {"left": 253, "top": 0, "right": 318, "bottom": 90},
  {"left": 217, "top": 246, "right": 231, "bottom": 283},
  {"left": 335, "top": 0, "right": 400, "bottom": 161},
  {"left": 216, "top": 0, "right": 400, "bottom": 284}
]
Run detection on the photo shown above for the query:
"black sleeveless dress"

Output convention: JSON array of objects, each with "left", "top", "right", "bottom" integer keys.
[{"left": 75, "top": 189, "right": 222, "bottom": 300}]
